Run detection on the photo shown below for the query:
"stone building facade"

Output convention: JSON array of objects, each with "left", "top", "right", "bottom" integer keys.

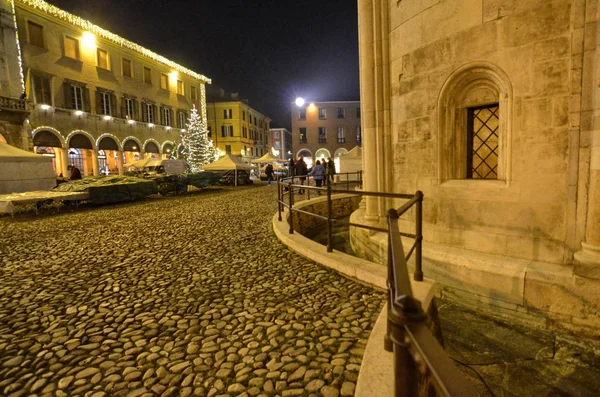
[
  {"left": 269, "top": 128, "right": 292, "bottom": 160},
  {"left": 0, "top": 0, "right": 210, "bottom": 177},
  {"left": 355, "top": 0, "right": 600, "bottom": 333},
  {"left": 291, "top": 101, "right": 362, "bottom": 167},
  {"left": 206, "top": 99, "right": 271, "bottom": 160}
]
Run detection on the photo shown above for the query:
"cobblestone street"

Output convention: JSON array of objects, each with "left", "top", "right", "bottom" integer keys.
[{"left": 0, "top": 185, "right": 385, "bottom": 397}]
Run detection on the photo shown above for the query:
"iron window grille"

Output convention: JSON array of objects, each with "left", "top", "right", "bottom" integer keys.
[{"left": 467, "top": 104, "right": 499, "bottom": 179}]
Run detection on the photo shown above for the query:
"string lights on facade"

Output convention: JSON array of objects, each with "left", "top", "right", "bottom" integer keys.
[{"left": 15, "top": 0, "right": 211, "bottom": 83}]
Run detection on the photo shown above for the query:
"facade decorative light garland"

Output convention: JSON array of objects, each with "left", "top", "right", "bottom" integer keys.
[
  {"left": 14, "top": 0, "right": 211, "bottom": 84},
  {"left": 10, "top": 0, "right": 26, "bottom": 93}
]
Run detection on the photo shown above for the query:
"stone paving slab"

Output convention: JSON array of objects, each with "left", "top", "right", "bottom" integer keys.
[
  {"left": 0, "top": 186, "right": 386, "bottom": 397},
  {"left": 439, "top": 300, "right": 600, "bottom": 396}
]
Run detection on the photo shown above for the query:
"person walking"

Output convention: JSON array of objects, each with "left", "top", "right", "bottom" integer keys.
[
  {"left": 308, "top": 160, "right": 326, "bottom": 195},
  {"left": 288, "top": 158, "right": 295, "bottom": 178},
  {"left": 295, "top": 156, "right": 308, "bottom": 194},
  {"left": 265, "top": 163, "right": 274, "bottom": 184},
  {"left": 326, "top": 157, "right": 336, "bottom": 185},
  {"left": 68, "top": 164, "right": 82, "bottom": 180}
]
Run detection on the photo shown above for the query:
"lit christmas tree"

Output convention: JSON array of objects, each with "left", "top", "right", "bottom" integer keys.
[{"left": 182, "top": 105, "right": 217, "bottom": 172}]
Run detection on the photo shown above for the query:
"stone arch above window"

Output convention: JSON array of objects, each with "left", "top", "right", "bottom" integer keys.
[{"left": 437, "top": 62, "right": 512, "bottom": 184}]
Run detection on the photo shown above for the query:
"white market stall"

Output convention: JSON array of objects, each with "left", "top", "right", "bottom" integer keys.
[
  {"left": 339, "top": 146, "right": 362, "bottom": 178},
  {"left": 201, "top": 154, "right": 254, "bottom": 186},
  {"left": 0, "top": 142, "right": 56, "bottom": 194},
  {"left": 255, "top": 152, "right": 282, "bottom": 163}
]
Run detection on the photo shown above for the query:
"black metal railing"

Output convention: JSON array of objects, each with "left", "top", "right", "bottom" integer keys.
[
  {"left": 276, "top": 175, "right": 476, "bottom": 396},
  {"left": 385, "top": 210, "right": 477, "bottom": 396},
  {"left": 277, "top": 171, "right": 423, "bottom": 281}
]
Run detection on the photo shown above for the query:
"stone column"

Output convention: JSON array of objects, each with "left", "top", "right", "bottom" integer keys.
[
  {"left": 574, "top": 6, "right": 600, "bottom": 277},
  {"left": 117, "top": 151, "right": 124, "bottom": 175},
  {"left": 358, "top": 0, "right": 378, "bottom": 220},
  {"left": 91, "top": 150, "right": 99, "bottom": 176},
  {"left": 60, "top": 147, "right": 68, "bottom": 177}
]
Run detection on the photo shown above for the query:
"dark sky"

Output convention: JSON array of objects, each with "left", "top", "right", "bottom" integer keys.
[{"left": 49, "top": 0, "right": 361, "bottom": 128}]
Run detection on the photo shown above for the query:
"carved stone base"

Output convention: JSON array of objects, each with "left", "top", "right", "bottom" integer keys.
[{"left": 574, "top": 242, "right": 600, "bottom": 279}]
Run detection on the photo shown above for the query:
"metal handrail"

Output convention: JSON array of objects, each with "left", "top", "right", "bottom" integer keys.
[
  {"left": 385, "top": 209, "right": 477, "bottom": 397},
  {"left": 277, "top": 171, "right": 424, "bottom": 281}
]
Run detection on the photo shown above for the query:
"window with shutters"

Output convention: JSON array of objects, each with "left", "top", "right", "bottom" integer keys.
[
  {"left": 144, "top": 102, "right": 155, "bottom": 123},
  {"left": 337, "top": 127, "right": 345, "bottom": 143},
  {"left": 318, "top": 127, "right": 327, "bottom": 143},
  {"left": 100, "top": 91, "right": 112, "bottom": 115},
  {"left": 64, "top": 36, "right": 80, "bottom": 59},
  {"left": 122, "top": 58, "right": 132, "bottom": 78},
  {"left": 71, "top": 85, "right": 84, "bottom": 110},
  {"left": 178, "top": 111, "right": 187, "bottom": 129},
  {"left": 143, "top": 67, "right": 152, "bottom": 84},
  {"left": 31, "top": 74, "right": 51, "bottom": 104},
  {"left": 224, "top": 109, "right": 232, "bottom": 119},
  {"left": 124, "top": 97, "right": 134, "bottom": 119},
  {"left": 27, "top": 21, "right": 44, "bottom": 47},
  {"left": 221, "top": 125, "right": 233, "bottom": 137},
  {"left": 162, "top": 107, "right": 172, "bottom": 126},
  {"left": 97, "top": 48, "right": 109, "bottom": 69}
]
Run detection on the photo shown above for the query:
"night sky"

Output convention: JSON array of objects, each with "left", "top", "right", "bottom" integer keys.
[{"left": 48, "top": 0, "right": 361, "bottom": 128}]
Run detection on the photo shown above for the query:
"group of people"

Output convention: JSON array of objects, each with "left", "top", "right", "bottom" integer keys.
[{"left": 287, "top": 156, "right": 336, "bottom": 194}]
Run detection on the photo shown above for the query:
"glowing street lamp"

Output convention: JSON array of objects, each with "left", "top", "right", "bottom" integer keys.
[{"left": 295, "top": 97, "right": 305, "bottom": 107}]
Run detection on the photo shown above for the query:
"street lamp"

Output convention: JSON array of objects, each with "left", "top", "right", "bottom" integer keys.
[{"left": 295, "top": 97, "right": 305, "bottom": 107}]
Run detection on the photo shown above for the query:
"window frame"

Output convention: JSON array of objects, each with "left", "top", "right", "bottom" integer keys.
[
  {"left": 143, "top": 67, "right": 152, "bottom": 85},
  {"left": 31, "top": 73, "right": 52, "bottom": 105},
  {"left": 99, "top": 91, "right": 112, "bottom": 116},
  {"left": 124, "top": 97, "right": 134, "bottom": 119},
  {"left": 64, "top": 35, "right": 80, "bottom": 60},
  {"left": 299, "top": 108, "right": 306, "bottom": 120},
  {"left": 97, "top": 48, "right": 110, "bottom": 70},
  {"left": 337, "top": 126, "right": 345, "bottom": 143},
  {"left": 27, "top": 20, "right": 45, "bottom": 48},
  {"left": 177, "top": 80, "right": 184, "bottom": 96},
  {"left": 144, "top": 102, "right": 155, "bottom": 123},
  {"left": 318, "top": 108, "right": 326, "bottom": 120},
  {"left": 318, "top": 127, "right": 327, "bottom": 143},
  {"left": 337, "top": 108, "right": 345, "bottom": 119},
  {"left": 162, "top": 106, "right": 172, "bottom": 127},
  {"left": 191, "top": 86, "right": 197, "bottom": 101},
  {"left": 122, "top": 58, "right": 133, "bottom": 78},
  {"left": 160, "top": 73, "right": 169, "bottom": 91},
  {"left": 299, "top": 127, "right": 307, "bottom": 144},
  {"left": 178, "top": 111, "right": 187, "bottom": 129}
]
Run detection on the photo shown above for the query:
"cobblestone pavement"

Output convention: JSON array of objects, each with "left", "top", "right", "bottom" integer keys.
[{"left": 0, "top": 185, "right": 385, "bottom": 397}]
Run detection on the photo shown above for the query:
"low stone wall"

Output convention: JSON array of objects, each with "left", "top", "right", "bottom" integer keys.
[
  {"left": 273, "top": 196, "right": 438, "bottom": 397},
  {"left": 350, "top": 207, "right": 600, "bottom": 336},
  {"left": 290, "top": 194, "right": 362, "bottom": 233}
]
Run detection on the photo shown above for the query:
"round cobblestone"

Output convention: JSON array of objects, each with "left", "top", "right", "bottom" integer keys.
[{"left": 0, "top": 186, "right": 384, "bottom": 395}]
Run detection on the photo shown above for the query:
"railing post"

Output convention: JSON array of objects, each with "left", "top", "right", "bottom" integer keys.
[
  {"left": 307, "top": 176, "right": 311, "bottom": 200},
  {"left": 414, "top": 191, "right": 424, "bottom": 282},
  {"left": 277, "top": 178, "right": 282, "bottom": 222},
  {"left": 346, "top": 172, "right": 349, "bottom": 191},
  {"left": 288, "top": 182, "right": 294, "bottom": 234},
  {"left": 326, "top": 183, "right": 333, "bottom": 252}
]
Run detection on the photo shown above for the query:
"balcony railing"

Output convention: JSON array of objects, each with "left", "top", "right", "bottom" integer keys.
[{"left": 0, "top": 96, "right": 27, "bottom": 111}]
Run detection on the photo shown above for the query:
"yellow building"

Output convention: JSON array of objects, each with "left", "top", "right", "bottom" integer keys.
[
  {"left": 2, "top": 0, "right": 210, "bottom": 177},
  {"left": 207, "top": 97, "right": 271, "bottom": 161}
]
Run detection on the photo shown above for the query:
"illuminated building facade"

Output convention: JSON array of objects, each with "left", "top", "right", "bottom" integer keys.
[
  {"left": 291, "top": 101, "right": 361, "bottom": 168},
  {"left": 269, "top": 128, "right": 292, "bottom": 161},
  {"left": 206, "top": 96, "right": 271, "bottom": 160},
  {"left": 0, "top": 0, "right": 210, "bottom": 177}
]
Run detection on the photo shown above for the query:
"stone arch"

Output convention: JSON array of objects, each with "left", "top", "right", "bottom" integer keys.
[
  {"left": 334, "top": 148, "right": 349, "bottom": 158},
  {"left": 122, "top": 136, "right": 143, "bottom": 152},
  {"left": 66, "top": 130, "right": 96, "bottom": 150},
  {"left": 315, "top": 148, "right": 331, "bottom": 160},
  {"left": 96, "top": 134, "right": 122, "bottom": 151},
  {"left": 437, "top": 61, "right": 513, "bottom": 184},
  {"left": 296, "top": 149, "right": 312, "bottom": 159},
  {"left": 162, "top": 141, "right": 175, "bottom": 156},
  {"left": 144, "top": 139, "right": 161, "bottom": 154},
  {"left": 32, "top": 127, "right": 65, "bottom": 148}
]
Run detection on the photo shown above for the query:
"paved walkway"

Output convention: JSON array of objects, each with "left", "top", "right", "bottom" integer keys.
[{"left": 0, "top": 186, "right": 385, "bottom": 397}]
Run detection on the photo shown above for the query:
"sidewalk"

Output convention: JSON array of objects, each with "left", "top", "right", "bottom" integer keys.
[{"left": 438, "top": 300, "right": 600, "bottom": 396}]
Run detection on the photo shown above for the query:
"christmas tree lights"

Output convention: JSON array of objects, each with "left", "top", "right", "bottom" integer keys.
[{"left": 181, "top": 105, "right": 217, "bottom": 172}]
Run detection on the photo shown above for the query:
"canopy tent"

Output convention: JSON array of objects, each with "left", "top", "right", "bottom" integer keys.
[
  {"left": 124, "top": 158, "right": 152, "bottom": 168},
  {"left": 255, "top": 152, "right": 282, "bottom": 163},
  {"left": 201, "top": 154, "right": 254, "bottom": 171},
  {"left": 201, "top": 154, "right": 253, "bottom": 186},
  {"left": 0, "top": 142, "right": 56, "bottom": 194},
  {"left": 339, "top": 146, "right": 363, "bottom": 176}
]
